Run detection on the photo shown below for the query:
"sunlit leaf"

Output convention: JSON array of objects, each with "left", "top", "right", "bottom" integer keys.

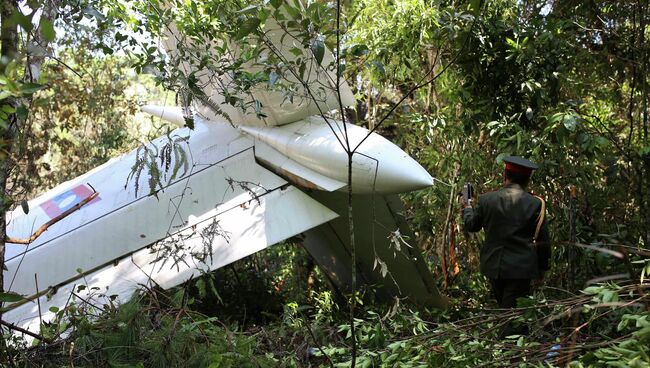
[
  {"left": 563, "top": 115, "right": 577, "bottom": 131},
  {"left": 20, "top": 83, "right": 47, "bottom": 95},
  {"left": 0, "top": 292, "right": 26, "bottom": 303},
  {"left": 268, "top": 70, "right": 278, "bottom": 87},
  {"left": 40, "top": 18, "right": 56, "bottom": 42},
  {"left": 234, "top": 18, "right": 261, "bottom": 40},
  {"left": 310, "top": 39, "right": 325, "bottom": 66},
  {"left": 525, "top": 107, "right": 533, "bottom": 120}
]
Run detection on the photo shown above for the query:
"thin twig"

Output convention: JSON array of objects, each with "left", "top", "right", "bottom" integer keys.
[
  {"left": 300, "top": 312, "right": 335, "bottom": 368},
  {"left": 0, "top": 319, "right": 52, "bottom": 343},
  {"left": 48, "top": 55, "right": 84, "bottom": 78},
  {"left": 34, "top": 274, "right": 43, "bottom": 342}
]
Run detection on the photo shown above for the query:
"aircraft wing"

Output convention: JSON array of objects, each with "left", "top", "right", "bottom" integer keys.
[{"left": 2, "top": 121, "right": 337, "bottom": 334}]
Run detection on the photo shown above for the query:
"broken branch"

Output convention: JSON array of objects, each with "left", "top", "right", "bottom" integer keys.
[{"left": 5, "top": 192, "right": 99, "bottom": 245}]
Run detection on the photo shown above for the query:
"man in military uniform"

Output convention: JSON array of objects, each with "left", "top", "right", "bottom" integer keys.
[{"left": 462, "top": 156, "right": 551, "bottom": 337}]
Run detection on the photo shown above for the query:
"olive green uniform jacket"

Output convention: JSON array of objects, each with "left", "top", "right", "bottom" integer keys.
[{"left": 463, "top": 183, "right": 551, "bottom": 279}]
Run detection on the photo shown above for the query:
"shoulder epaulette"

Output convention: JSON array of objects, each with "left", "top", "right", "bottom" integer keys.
[{"left": 532, "top": 195, "right": 545, "bottom": 243}]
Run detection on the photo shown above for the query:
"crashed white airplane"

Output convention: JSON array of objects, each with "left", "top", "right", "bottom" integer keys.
[{"left": 2, "top": 6, "right": 446, "bottom": 336}]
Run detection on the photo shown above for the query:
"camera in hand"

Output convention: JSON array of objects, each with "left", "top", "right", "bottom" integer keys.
[{"left": 462, "top": 182, "right": 474, "bottom": 203}]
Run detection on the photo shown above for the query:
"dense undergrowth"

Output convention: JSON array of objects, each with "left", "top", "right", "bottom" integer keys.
[{"left": 3, "top": 243, "right": 649, "bottom": 367}]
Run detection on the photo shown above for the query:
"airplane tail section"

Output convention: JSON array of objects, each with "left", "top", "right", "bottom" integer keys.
[{"left": 160, "top": 12, "right": 355, "bottom": 127}]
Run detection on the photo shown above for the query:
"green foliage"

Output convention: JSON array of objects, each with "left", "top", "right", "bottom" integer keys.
[
  {"left": 0, "top": 291, "right": 25, "bottom": 303},
  {"left": 5, "top": 277, "right": 649, "bottom": 367},
  {"left": 305, "top": 282, "right": 650, "bottom": 367},
  {"left": 362, "top": 0, "right": 650, "bottom": 296},
  {"left": 45, "top": 293, "right": 281, "bottom": 367},
  {"left": 126, "top": 132, "right": 189, "bottom": 197},
  {"left": 0, "top": 70, "right": 46, "bottom": 139},
  {"left": 3, "top": 1, "right": 650, "bottom": 367},
  {"left": 578, "top": 314, "right": 650, "bottom": 367}
]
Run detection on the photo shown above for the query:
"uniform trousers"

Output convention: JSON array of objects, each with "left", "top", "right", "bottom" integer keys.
[
  {"left": 490, "top": 278, "right": 531, "bottom": 338},
  {"left": 490, "top": 278, "right": 531, "bottom": 308}
]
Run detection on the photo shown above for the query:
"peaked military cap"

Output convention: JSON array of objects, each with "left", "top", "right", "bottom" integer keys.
[{"left": 502, "top": 156, "right": 538, "bottom": 175}]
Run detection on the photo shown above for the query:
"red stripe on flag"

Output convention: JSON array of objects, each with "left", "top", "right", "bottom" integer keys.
[
  {"left": 41, "top": 199, "right": 63, "bottom": 218},
  {"left": 39, "top": 184, "right": 100, "bottom": 219}
]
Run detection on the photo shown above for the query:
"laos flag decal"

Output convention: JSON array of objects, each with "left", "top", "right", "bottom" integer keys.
[{"left": 40, "top": 184, "right": 100, "bottom": 219}]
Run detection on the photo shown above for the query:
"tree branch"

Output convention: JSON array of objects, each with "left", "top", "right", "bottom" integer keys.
[
  {"left": 5, "top": 192, "right": 99, "bottom": 245},
  {"left": 351, "top": 7, "right": 482, "bottom": 154},
  {"left": 0, "top": 319, "right": 53, "bottom": 343}
]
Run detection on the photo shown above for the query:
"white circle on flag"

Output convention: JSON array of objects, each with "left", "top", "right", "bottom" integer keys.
[{"left": 59, "top": 194, "right": 77, "bottom": 208}]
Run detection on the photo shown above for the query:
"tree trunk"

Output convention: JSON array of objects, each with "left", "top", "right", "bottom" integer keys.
[
  {"left": 0, "top": 0, "right": 57, "bottom": 331},
  {"left": 0, "top": 0, "right": 19, "bottom": 299},
  {"left": 640, "top": 0, "right": 649, "bottom": 246},
  {"left": 0, "top": 1, "right": 19, "bottom": 357}
]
